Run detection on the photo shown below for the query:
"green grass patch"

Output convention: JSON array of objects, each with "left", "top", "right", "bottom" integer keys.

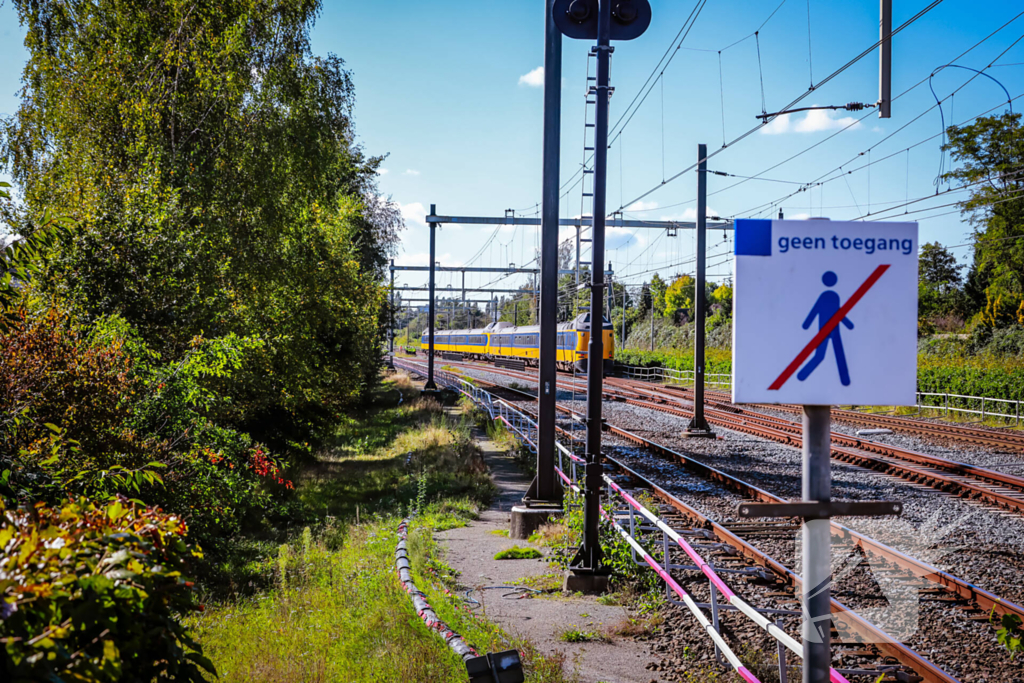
[
  {"left": 512, "top": 573, "right": 563, "bottom": 593},
  {"left": 190, "top": 375, "right": 572, "bottom": 682},
  {"left": 494, "top": 546, "right": 543, "bottom": 560},
  {"left": 491, "top": 529, "right": 510, "bottom": 537},
  {"left": 556, "top": 628, "right": 603, "bottom": 644}
]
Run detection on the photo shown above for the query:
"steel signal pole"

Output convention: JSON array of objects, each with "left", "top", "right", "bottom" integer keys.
[
  {"left": 525, "top": 0, "right": 564, "bottom": 508},
  {"left": 388, "top": 259, "right": 395, "bottom": 367},
  {"left": 686, "top": 145, "right": 713, "bottom": 437},
  {"left": 879, "top": 0, "right": 892, "bottom": 119},
  {"left": 425, "top": 205, "right": 438, "bottom": 390},
  {"left": 574, "top": 0, "right": 612, "bottom": 579}
]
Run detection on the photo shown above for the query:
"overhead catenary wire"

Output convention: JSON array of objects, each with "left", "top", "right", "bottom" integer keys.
[
  {"left": 719, "top": 10, "right": 1024, "bottom": 218},
  {"left": 614, "top": 0, "right": 948, "bottom": 214}
]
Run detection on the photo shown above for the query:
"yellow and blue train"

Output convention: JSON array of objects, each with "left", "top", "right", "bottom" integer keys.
[{"left": 420, "top": 313, "right": 614, "bottom": 374}]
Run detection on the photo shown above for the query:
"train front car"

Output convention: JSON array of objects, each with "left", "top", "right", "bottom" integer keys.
[{"left": 569, "top": 313, "right": 614, "bottom": 375}]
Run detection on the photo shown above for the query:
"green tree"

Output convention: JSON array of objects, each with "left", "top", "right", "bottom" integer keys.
[
  {"left": 919, "top": 242, "right": 963, "bottom": 292},
  {"left": 664, "top": 275, "right": 694, "bottom": 318},
  {"left": 650, "top": 273, "right": 668, "bottom": 317},
  {"left": 918, "top": 242, "right": 966, "bottom": 326},
  {"left": 711, "top": 283, "right": 733, "bottom": 314},
  {"left": 943, "top": 112, "right": 1024, "bottom": 325},
  {"left": 1, "top": 0, "right": 400, "bottom": 439}
]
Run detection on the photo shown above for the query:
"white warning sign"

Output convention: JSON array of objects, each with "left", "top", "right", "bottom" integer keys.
[{"left": 732, "top": 219, "right": 918, "bottom": 406}]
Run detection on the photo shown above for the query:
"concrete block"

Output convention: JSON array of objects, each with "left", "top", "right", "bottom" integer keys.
[
  {"left": 562, "top": 571, "right": 610, "bottom": 595},
  {"left": 509, "top": 506, "right": 561, "bottom": 540}
]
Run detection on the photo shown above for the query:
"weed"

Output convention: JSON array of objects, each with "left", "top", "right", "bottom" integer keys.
[
  {"left": 556, "top": 628, "right": 604, "bottom": 644},
  {"left": 490, "top": 529, "right": 510, "bottom": 537},
  {"left": 994, "top": 610, "right": 1024, "bottom": 660},
  {"left": 512, "top": 573, "right": 563, "bottom": 593},
  {"left": 603, "top": 613, "right": 663, "bottom": 639},
  {"left": 494, "top": 546, "right": 542, "bottom": 560}
]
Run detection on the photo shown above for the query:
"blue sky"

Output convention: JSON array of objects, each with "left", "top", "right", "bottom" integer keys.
[{"left": 3, "top": 1, "right": 1024, "bottom": 297}]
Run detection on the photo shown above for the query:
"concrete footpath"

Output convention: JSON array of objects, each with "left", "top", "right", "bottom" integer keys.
[{"left": 435, "top": 423, "right": 664, "bottom": 683}]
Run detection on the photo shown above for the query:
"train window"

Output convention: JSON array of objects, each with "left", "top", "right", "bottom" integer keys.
[{"left": 474, "top": 335, "right": 486, "bottom": 345}]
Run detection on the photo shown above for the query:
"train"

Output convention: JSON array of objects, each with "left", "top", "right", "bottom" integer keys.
[{"left": 419, "top": 313, "right": 614, "bottom": 374}]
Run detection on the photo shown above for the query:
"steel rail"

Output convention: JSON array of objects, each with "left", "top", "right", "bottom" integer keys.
[
  {"left": 654, "top": 382, "right": 1024, "bottom": 453},
  {"left": 601, "top": 454, "right": 959, "bottom": 683},
  {"left": 396, "top": 358, "right": 1024, "bottom": 621},
  {"left": 600, "top": 377, "right": 1024, "bottom": 514},
  {"left": 395, "top": 358, "right": 978, "bottom": 683},
  {"left": 425, "top": 358, "right": 1024, "bottom": 513}
]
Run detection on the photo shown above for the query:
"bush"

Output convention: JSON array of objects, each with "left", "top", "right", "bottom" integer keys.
[
  {"left": 0, "top": 308, "right": 290, "bottom": 555},
  {"left": 0, "top": 497, "right": 212, "bottom": 682}
]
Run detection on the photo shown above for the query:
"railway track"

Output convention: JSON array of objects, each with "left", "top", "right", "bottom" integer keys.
[
  {"left": 432, "top": 358, "right": 1024, "bottom": 516},
  {"left": 653, "top": 382, "right": 1024, "bottom": 454},
  {"left": 397, "top": 359, "right": 1024, "bottom": 682}
]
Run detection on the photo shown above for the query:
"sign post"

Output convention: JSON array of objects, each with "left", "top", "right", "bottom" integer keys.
[{"left": 732, "top": 218, "right": 916, "bottom": 683}]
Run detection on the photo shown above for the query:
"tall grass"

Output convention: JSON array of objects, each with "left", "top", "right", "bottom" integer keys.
[{"left": 190, "top": 375, "right": 571, "bottom": 682}]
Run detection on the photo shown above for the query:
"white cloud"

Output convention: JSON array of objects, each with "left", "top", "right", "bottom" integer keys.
[
  {"left": 760, "top": 115, "right": 792, "bottom": 135},
  {"left": 626, "top": 200, "right": 659, "bottom": 212},
  {"left": 659, "top": 206, "right": 720, "bottom": 223},
  {"left": 403, "top": 169, "right": 420, "bottom": 176},
  {"left": 518, "top": 66, "right": 544, "bottom": 88},
  {"left": 378, "top": 168, "right": 389, "bottom": 175},
  {"left": 790, "top": 212, "right": 811, "bottom": 220},
  {"left": 760, "top": 108, "right": 862, "bottom": 135},
  {"left": 400, "top": 202, "right": 428, "bottom": 227},
  {"left": 794, "top": 108, "right": 861, "bottom": 133}
]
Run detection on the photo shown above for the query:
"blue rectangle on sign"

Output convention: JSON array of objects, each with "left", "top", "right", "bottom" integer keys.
[{"left": 735, "top": 219, "right": 772, "bottom": 256}]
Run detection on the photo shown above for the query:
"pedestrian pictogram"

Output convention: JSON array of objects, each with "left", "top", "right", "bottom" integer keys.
[
  {"left": 732, "top": 219, "right": 918, "bottom": 405},
  {"left": 797, "top": 271, "right": 855, "bottom": 386}
]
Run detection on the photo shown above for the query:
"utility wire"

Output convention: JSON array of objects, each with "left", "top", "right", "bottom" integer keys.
[
  {"left": 701, "top": 12, "right": 1024, "bottom": 220},
  {"left": 615, "top": 0, "right": 947, "bottom": 214}
]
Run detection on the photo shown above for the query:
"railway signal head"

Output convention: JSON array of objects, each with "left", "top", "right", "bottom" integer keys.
[{"left": 553, "top": 0, "right": 651, "bottom": 41}]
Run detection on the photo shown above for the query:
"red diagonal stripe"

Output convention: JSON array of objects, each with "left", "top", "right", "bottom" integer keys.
[{"left": 768, "top": 264, "right": 890, "bottom": 391}]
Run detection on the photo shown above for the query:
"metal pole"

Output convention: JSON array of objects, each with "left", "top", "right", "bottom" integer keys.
[
  {"left": 687, "top": 144, "right": 713, "bottom": 435},
  {"left": 802, "top": 405, "right": 831, "bottom": 683},
  {"left": 650, "top": 296, "right": 655, "bottom": 352},
  {"left": 389, "top": 259, "right": 395, "bottom": 366},
  {"left": 425, "top": 205, "right": 438, "bottom": 390},
  {"left": 514, "top": 300, "right": 519, "bottom": 326},
  {"left": 573, "top": 0, "right": 612, "bottom": 576},
  {"left": 621, "top": 284, "right": 626, "bottom": 350},
  {"left": 879, "top": 0, "right": 892, "bottom": 119},
  {"left": 461, "top": 270, "right": 466, "bottom": 328}
]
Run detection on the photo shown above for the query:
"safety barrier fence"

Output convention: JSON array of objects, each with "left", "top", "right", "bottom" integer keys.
[
  {"left": 913, "top": 391, "right": 1021, "bottom": 424},
  {"left": 617, "top": 363, "right": 732, "bottom": 389},
  {"left": 616, "top": 362, "right": 1023, "bottom": 425},
  {"left": 392, "top": 357, "right": 866, "bottom": 682}
]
